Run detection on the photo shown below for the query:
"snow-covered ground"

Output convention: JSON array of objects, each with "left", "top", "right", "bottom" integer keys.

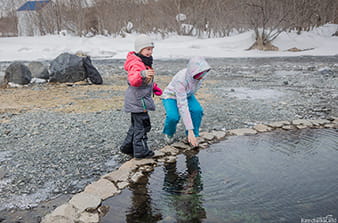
[{"left": 0, "top": 23, "right": 337, "bottom": 62}]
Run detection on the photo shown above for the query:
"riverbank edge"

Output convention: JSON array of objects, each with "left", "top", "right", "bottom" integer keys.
[{"left": 41, "top": 118, "right": 338, "bottom": 223}]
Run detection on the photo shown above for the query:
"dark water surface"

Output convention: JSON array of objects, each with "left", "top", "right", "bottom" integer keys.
[{"left": 102, "top": 128, "right": 338, "bottom": 223}]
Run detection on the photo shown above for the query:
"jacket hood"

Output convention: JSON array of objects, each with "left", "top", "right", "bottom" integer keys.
[{"left": 186, "top": 56, "right": 211, "bottom": 79}]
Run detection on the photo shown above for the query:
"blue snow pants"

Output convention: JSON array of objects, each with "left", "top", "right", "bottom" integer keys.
[{"left": 162, "top": 95, "right": 203, "bottom": 137}]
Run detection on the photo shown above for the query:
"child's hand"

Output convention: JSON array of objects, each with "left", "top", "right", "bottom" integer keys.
[
  {"left": 188, "top": 130, "right": 198, "bottom": 147},
  {"left": 146, "top": 69, "right": 155, "bottom": 80},
  {"left": 153, "top": 82, "right": 162, "bottom": 96}
]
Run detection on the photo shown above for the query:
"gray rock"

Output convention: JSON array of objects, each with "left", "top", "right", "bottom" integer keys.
[
  {"left": 129, "top": 171, "right": 144, "bottom": 183},
  {"left": 153, "top": 150, "right": 166, "bottom": 158},
  {"left": 318, "top": 67, "right": 333, "bottom": 75},
  {"left": 229, "top": 128, "right": 257, "bottom": 136},
  {"left": 103, "top": 166, "right": 131, "bottom": 183},
  {"left": 138, "top": 165, "right": 154, "bottom": 173},
  {"left": 296, "top": 125, "right": 308, "bottom": 129},
  {"left": 28, "top": 62, "right": 49, "bottom": 79},
  {"left": 116, "top": 181, "right": 129, "bottom": 190},
  {"left": 268, "top": 121, "right": 290, "bottom": 128},
  {"left": 69, "top": 192, "right": 101, "bottom": 213},
  {"left": 84, "top": 179, "right": 120, "bottom": 200},
  {"left": 171, "top": 142, "right": 191, "bottom": 150},
  {"left": 200, "top": 132, "right": 215, "bottom": 141},
  {"left": 49, "top": 53, "right": 87, "bottom": 83},
  {"left": 103, "top": 158, "right": 156, "bottom": 183},
  {"left": 76, "top": 211, "right": 99, "bottom": 223},
  {"left": 253, "top": 124, "right": 272, "bottom": 132},
  {"left": 164, "top": 156, "right": 177, "bottom": 163},
  {"left": 41, "top": 215, "right": 73, "bottom": 223},
  {"left": 292, "top": 119, "right": 313, "bottom": 127},
  {"left": 309, "top": 119, "right": 330, "bottom": 126},
  {"left": 4, "top": 62, "right": 32, "bottom": 85},
  {"left": 282, "top": 125, "right": 296, "bottom": 130},
  {"left": 160, "top": 146, "right": 180, "bottom": 155},
  {"left": 43, "top": 204, "right": 77, "bottom": 222},
  {"left": 211, "top": 130, "right": 226, "bottom": 140}
]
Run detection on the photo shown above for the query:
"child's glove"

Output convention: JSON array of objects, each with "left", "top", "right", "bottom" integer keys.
[{"left": 153, "top": 82, "right": 163, "bottom": 96}]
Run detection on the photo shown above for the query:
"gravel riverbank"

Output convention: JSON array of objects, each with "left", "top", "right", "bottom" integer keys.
[{"left": 0, "top": 56, "right": 337, "bottom": 222}]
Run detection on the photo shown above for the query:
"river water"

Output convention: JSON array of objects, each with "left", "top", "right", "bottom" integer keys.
[{"left": 102, "top": 128, "right": 338, "bottom": 223}]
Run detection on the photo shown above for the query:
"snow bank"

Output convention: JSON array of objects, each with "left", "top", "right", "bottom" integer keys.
[{"left": 0, "top": 24, "right": 337, "bottom": 62}]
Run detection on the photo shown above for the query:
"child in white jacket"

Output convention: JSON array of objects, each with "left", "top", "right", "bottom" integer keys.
[{"left": 161, "top": 56, "right": 211, "bottom": 147}]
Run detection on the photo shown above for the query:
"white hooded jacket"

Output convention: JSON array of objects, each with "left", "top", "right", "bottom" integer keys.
[{"left": 162, "top": 56, "right": 211, "bottom": 130}]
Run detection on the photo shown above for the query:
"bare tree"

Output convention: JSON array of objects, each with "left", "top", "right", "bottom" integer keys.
[
  {"left": 239, "top": 0, "right": 292, "bottom": 50},
  {"left": 11, "top": 0, "right": 337, "bottom": 41}
]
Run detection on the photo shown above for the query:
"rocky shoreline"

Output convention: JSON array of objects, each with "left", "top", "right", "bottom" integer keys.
[
  {"left": 41, "top": 118, "right": 337, "bottom": 223},
  {"left": 0, "top": 56, "right": 337, "bottom": 222}
]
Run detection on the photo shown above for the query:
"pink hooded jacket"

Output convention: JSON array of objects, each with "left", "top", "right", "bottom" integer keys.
[
  {"left": 124, "top": 51, "right": 150, "bottom": 87},
  {"left": 162, "top": 56, "right": 211, "bottom": 130},
  {"left": 123, "top": 51, "right": 162, "bottom": 112}
]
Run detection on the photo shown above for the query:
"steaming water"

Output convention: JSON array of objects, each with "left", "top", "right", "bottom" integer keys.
[{"left": 102, "top": 128, "right": 338, "bottom": 223}]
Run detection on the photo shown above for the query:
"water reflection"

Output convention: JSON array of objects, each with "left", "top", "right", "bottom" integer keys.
[
  {"left": 125, "top": 175, "right": 162, "bottom": 223},
  {"left": 102, "top": 128, "right": 338, "bottom": 223},
  {"left": 162, "top": 151, "right": 206, "bottom": 222}
]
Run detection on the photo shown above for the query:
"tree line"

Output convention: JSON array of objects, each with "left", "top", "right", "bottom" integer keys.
[{"left": 1, "top": 0, "right": 337, "bottom": 47}]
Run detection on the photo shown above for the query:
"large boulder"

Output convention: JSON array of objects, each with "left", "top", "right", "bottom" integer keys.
[
  {"left": 83, "top": 56, "right": 103, "bottom": 85},
  {"left": 49, "top": 53, "right": 87, "bottom": 83},
  {"left": 28, "top": 61, "right": 50, "bottom": 79},
  {"left": 4, "top": 62, "right": 32, "bottom": 85}
]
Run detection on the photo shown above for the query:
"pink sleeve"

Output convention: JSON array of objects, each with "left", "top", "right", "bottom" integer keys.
[{"left": 124, "top": 55, "right": 146, "bottom": 87}]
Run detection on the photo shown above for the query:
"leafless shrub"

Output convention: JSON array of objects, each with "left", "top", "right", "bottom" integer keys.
[{"left": 2, "top": 0, "right": 336, "bottom": 42}]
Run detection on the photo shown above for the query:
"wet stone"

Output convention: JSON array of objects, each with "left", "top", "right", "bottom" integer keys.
[
  {"left": 130, "top": 171, "right": 144, "bottom": 183},
  {"left": 51, "top": 203, "right": 77, "bottom": 218},
  {"left": 160, "top": 145, "right": 180, "bottom": 155},
  {"left": 200, "top": 132, "right": 216, "bottom": 141},
  {"left": 131, "top": 158, "right": 156, "bottom": 167},
  {"left": 139, "top": 165, "right": 154, "bottom": 173},
  {"left": 296, "top": 125, "right": 308, "bottom": 129},
  {"left": 268, "top": 121, "right": 290, "bottom": 128},
  {"left": 41, "top": 215, "right": 73, "bottom": 223},
  {"left": 292, "top": 119, "right": 313, "bottom": 127},
  {"left": 211, "top": 130, "right": 227, "bottom": 140},
  {"left": 309, "top": 119, "right": 330, "bottom": 126},
  {"left": 199, "top": 143, "right": 209, "bottom": 149},
  {"left": 171, "top": 142, "right": 191, "bottom": 150},
  {"left": 332, "top": 118, "right": 338, "bottom": 124},
  {"left": 153, "top": 150, "right": 166, "bottom": 158},
  {"left": 77, "top": 211, "right": 99, "bottom": 223},
  {"left": 103, "top": 158, "right": 153, "bottom": 183},
  {"left": 253, "top": 124, "right": 272, "bottom": 132},
  {"left": 41, "top": 204, "right": 77, "bottom": 223},
  {"left": 229, "top": 128, "right": 257, "bottom": 136},
  {"left": 69, "top": 192, "right": 101, "bottom": 213},
  {"left": 116, "top": 181, "right": 129, "bottom": 190},
  {"left": 324, "top": 123, "right": 337, "bottom": 128},
  {"left": 84, "top": 179, "right": 120, "bottom": 200},
  {"left": 197, "top": 137, "right": 207, "bottom": 145},
  {"left": 282, "top": 125, "right": 296, "bottom": 130},
  {"left": 103, "top": 168, "right": 131, "bottom": 183},
  {"left": 164, "top": 156, "right": 177, "bottom": 164}
]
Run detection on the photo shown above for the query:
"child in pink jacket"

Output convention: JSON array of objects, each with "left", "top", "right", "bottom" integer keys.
[
  {"left": 120, "top": 34, "right": 162, "bottom": 159},
  {"left": 161, "top": 56, "right": 211, "bottom": 147}
]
